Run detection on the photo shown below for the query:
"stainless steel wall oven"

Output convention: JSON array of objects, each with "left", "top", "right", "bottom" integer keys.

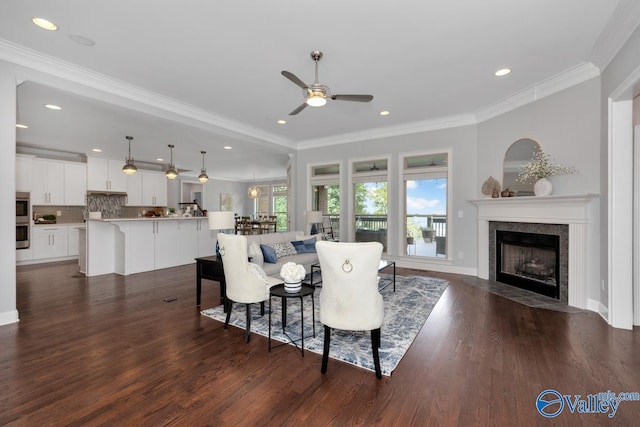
[{"left": 16, "top": 192, "right": 30, "bottom": 249}]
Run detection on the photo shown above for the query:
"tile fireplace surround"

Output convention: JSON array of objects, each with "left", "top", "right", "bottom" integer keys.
[{"left": 472, "top": 194, "right": 599, "bottom": 311}]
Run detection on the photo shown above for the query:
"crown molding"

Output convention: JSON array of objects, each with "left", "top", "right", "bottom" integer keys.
[
  {"left": 589, "top": 0, "right": 640, "bottom": 70},
  {"left": 474, "top": 62, "right": 600, "bottom": 123},
  {"left": 297, "top": 113, "right": 477, "bottom": 150},
  {"left": 0, "top": 38, "right": 296, "bottom": 150},
  {"left": 0, "top": 38, "right": 611, "bottom": 152}
]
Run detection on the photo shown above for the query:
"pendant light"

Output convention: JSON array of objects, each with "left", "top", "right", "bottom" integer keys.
[
  {"left": 122, "top": 136, "right": 138, "bottom": 175},
  {"left": 198, "top": 151, "right": 209, "bottom": 183},
  {"left": 248, "top": 173, "right": 260, "bottom": 199},
  {"left": 165, "top": 144, "right": 178, "bottom": 179}
]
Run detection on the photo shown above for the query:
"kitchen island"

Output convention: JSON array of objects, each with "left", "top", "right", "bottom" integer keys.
[{"left": 85, "top": 216, "right": 215, "bottom": 277}]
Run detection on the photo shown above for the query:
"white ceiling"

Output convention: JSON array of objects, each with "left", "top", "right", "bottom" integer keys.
[{"left": 1, "top": 0, "right": 638, "bottom": 181}]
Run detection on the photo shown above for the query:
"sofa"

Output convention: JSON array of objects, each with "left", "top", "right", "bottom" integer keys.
[{"left": 244, "top": 231, "right": 319, "bottom": 278}]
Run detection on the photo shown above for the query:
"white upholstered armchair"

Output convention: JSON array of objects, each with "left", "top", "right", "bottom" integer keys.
[
  {"left": 315, "top": 240, "right": 384, "bottom": 378},
  {"left": 217, "top": 233, "right": 282, "bottom": 342}
]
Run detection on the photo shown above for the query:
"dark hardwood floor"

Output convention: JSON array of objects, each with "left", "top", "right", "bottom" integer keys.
[{"left": 2, "top": 260, "right": 639, "bottom": 426}]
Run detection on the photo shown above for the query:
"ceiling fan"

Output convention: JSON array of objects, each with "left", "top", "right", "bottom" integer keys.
[{"left": 281, "top": 51, "right": 374, "bottom": 116}]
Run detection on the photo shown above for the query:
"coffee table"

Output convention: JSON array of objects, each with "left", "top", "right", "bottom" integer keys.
[
  {"left": 268, "top": 283, "right": 316, "bottom": 357},
  {"left": 309, "top": 260, "right": 396, "bottom": 291}
]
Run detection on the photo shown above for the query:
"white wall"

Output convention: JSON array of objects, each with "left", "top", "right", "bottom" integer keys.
[
  {"left": 0, "top": 63, "right": 18, "bottom": 325},
  {"left": 600, "top": 22, "right": 640, "bottom": 325},
  {"left": 477, "top": 77, "right": 601, "bottom": 197}
]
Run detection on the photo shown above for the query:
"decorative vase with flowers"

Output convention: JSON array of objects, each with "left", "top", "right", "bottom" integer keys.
[
  {"left": 517, "top": 149, "right": 576, "bottom": 196},
  {"left": 280, "top": 262, "right": 306, "bottom": 293}
]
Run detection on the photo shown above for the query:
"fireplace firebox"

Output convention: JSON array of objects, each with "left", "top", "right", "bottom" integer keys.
[{"left": 496, "top": 230, "right": 560, "bottom": 299}]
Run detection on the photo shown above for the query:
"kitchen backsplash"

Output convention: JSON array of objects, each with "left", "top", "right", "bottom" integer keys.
[
  {"left": 34, "top": 195, "right": 165, "bottom": 222},
  {"left": 32, "top": 206, "right": 84, "bottom": 224}
]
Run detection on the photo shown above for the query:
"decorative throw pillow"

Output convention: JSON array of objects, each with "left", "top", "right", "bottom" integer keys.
[
  {"left": 247, "top": 241, "right": 264, "bottom": 266},
  {"left": 271, "top": 242, "right": 298, "bottom": 258},
  {"left": 291, "top": 237, "right": 317, "bottom": 254},
  {"left": 247, "top": 262, "right": 268, "bottom": 282},
  {"left": 260, "top": 244, "right": 278, "bottom": 263}
]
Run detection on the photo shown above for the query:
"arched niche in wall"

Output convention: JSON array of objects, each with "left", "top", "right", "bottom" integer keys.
[{"left": 503, "top": 138, "right": 541, "bottom": 196}]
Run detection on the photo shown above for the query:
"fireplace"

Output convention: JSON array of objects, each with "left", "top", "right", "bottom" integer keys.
[
  {"left": 496, "top": 230, "right": 560, "bottom": 299},
  {"left": 472, "top": 194, "right": 599, "bottom": 310},
  {"left": 489, "top": 221, "right": 569, "bottom": 303}
]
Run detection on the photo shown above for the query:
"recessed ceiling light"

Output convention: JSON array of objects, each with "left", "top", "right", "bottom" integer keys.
[
  {"left": 32, "top": 18, "right": 57, "bottom": 31},
  {"left": 494, "top": 68, "right": 511, "bottom": 77},
  {"left": 223, "top": 146, "right": 232, "bottom": 150},
  {"left": 69, "top": 34, "right": 95, "bottom": 46},
  {"left": 92, "top": 148, "right": 102, "bottom": 152},
  {"left": 44, "top": 104, "right": 61, "bottom": 110},
  {"left": 276, "top": 119, "right": 286, "bottom": 125},
  {"left": 15, "top": 124, "right": 28, "bottom": 129},
  {"left": 379, "top": 111, "right": 390, "bottom": 116},
  {"left": 157, "top": 158, "right": 164, "bottom": 162}
]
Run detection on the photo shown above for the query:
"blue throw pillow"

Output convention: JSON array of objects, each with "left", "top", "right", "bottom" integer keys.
[
  {"left": 260, "top": 244, "right": 278, "bottom": 263},
  {"left": 291, "top": 237, "right": 317, "bottom": 254}
]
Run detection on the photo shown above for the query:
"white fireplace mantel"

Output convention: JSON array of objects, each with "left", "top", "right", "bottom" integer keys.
[{"left": 471, "top": 194, "right": 600, "bottom": 310}]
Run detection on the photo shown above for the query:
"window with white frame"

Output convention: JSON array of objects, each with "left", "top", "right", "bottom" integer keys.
[
  {"left": 311, "top": 164, "right": 340, "bottom": 239},
  {"left": 352, "top": 159, "right": 388, "bottom": 252},
  {"left": 403, "top": 153, "right": 448, "bottom": 258}
]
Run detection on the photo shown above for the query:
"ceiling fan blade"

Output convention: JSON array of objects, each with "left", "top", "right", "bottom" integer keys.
[
  {"left": 289, "top": 102, "right": 308, "bottom": 115},
  {"left": 281, "top": 71, "right": 309, "bottom": 89},
  {"left": 331, "top": 94, "right": 374, "bottom": 102}
]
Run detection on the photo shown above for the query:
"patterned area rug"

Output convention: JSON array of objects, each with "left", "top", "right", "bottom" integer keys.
[{"left": 201, "top": 274, "right": 449, "bottom": 376}]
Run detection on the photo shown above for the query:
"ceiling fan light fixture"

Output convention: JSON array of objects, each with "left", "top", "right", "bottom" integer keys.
[
  {"left": 122, "top": 136, "right": 138, "bottom": 175},
  {"left": 198, "top": 150, "right": 209, "bottom": 183},
  {"left": 165, "top": 144, "right": 179, "bottom": 179},
  {"left": 306, "top": 93, "right": 327, "bottom": 107}
]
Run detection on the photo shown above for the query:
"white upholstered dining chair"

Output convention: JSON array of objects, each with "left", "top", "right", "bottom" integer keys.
[
  {"left": 217, "top": 233, "right": 282, "bottom": 342},
  {"left": 315, "top": 240, "right": 385, "bottom": 379}
]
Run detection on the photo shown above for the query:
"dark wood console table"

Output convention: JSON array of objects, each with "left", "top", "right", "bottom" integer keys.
[{"left": 195, "top": 256, "right": 227, "bottom": 311}]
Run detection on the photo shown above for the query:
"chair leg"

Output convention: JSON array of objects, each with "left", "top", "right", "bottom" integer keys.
[
  {"left": 371, "top": 328, "right": 382, "bottom": 379},
  {"left": 321, "top": 325, "right": 331, "bottom": 374},
  {"left": 260, "top": 301, "right": 265, "bottom": 316},
  {"left": 224, "top": 301, "right": 233, "bottom": 329},
  {"left": 245, "top": 304, "right": 251, "bottom": 343}
]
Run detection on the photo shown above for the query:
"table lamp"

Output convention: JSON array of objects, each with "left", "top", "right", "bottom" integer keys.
[
  {"left": 208, "top": 211, "right": 235, "bottom": 258},
  {"left": 306, "top": 210, "right": 323, "bottom": 235}
]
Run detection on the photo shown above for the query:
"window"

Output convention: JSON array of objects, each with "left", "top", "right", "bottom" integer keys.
[
  {"left": 403, "top": 153, "right": 448, "bottom": 258},
  {"left": 272, "top": 185, "right": 288, "bottom": 232},
  {"left": 311, "top": 164, "right": 340, "bottom": 238},
  {"left": 254, "top": 185, "right": 270, "bottom": 216},
  {"left": 353, "top": 159, "right": 388, "bottom": 251}
]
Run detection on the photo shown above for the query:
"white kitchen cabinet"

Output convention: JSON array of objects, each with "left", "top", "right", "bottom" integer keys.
[
  {"left": 197, "top": 219, "right": 216, "bottom": 257},
  {"left": 32, "top": 226, "right": 68, "bottom": 260},
  {"left": 177, "top": 220, "right": 199, "bottom": 265},
  {"left": 154, "top": 221, "right": 178, "bottom": 269},
  {"left": 64, "top": 163, "right": 87, "bottom": 205},
  {"left": 177, "top": 219, "right": 215, "bottom": 265},
  {"left": 87, "top": 157, "right": 127, "bottom": 192},
  {"left": 32, "top": 159, "right": 64, "bottom": 205},
  {"left": 126, "top": 171, "right": 143, "bottom": 206},
  {"left": 67, "top": 225, "right": 81, "bottom": 256},
  {"left": 142, "top": 171, "right": 167, "bottom": 206},
  {"left": 16, "top": 155, "right": 33, "bottom": 192},
  {"left": 128, "top": 220, "right": 178, "bottom": 273}
]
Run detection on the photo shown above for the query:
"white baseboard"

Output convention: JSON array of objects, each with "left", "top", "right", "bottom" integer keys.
[
  {"left": 394, "top": 258, "right": 477, "bottom": 276},
  {"left": 0, "top": 310, "right": 19, "bottom": 326}
]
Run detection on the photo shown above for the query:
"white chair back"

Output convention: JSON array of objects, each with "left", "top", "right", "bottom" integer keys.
[
  {"left": 217, "top": 233, "right": 272, "bottom": 304},
  {"left": 316, "top": 241, "right": 384, "bottom": 331}
]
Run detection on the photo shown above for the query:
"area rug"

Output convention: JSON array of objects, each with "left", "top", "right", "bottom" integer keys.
[{"left": 201, "top": 274, "right": 449, "bottom": 376}]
